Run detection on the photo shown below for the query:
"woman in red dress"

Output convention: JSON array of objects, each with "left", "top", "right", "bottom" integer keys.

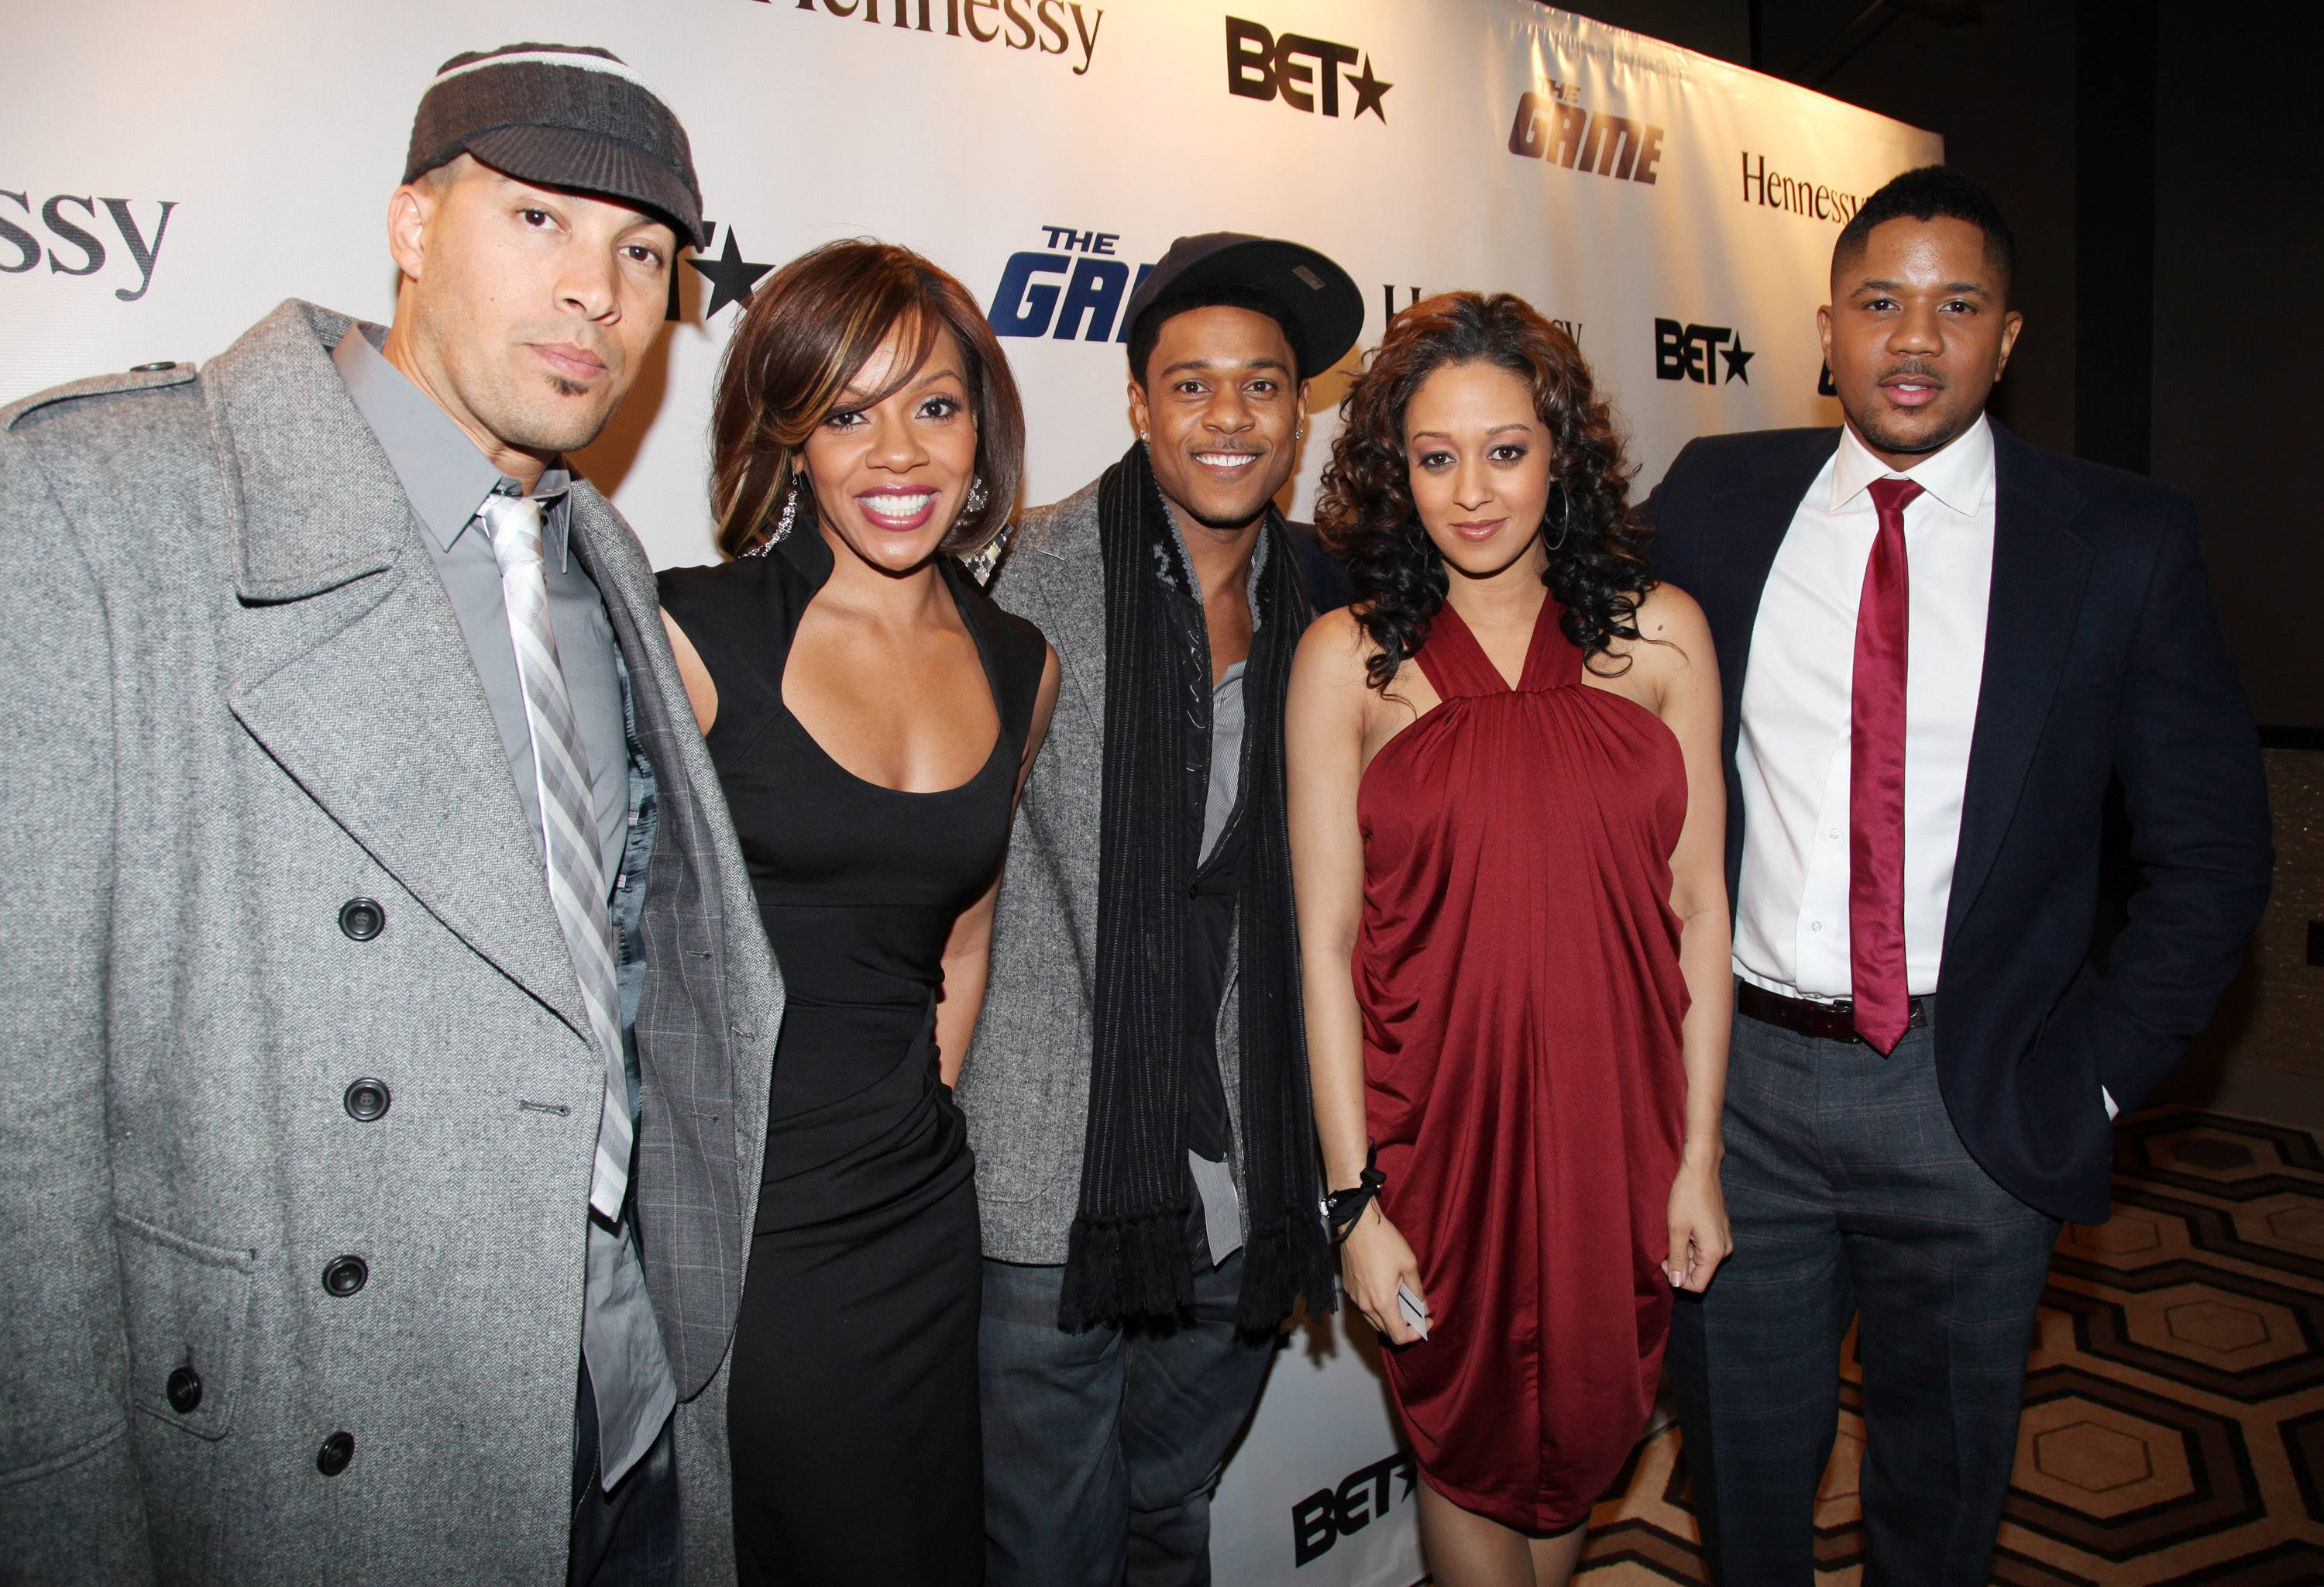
[{"left": 1287, "top": 293, "right": 1734, "bottom": 1585}]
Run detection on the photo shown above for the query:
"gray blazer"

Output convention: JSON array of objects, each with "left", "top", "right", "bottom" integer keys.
[
  {"left": 0, "top": 301, "right": 781, "bottom": 1585},
  {"left": 959, "top": 483, "right": 1253, "bottom": 1265}
]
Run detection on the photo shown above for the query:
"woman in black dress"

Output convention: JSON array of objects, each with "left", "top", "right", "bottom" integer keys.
[{"left": 658, "top": 240, "right": 1057, "bottom": 1584}]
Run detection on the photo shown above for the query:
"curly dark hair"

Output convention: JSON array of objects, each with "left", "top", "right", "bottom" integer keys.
[{"left": 1315, "top": 291, "right": 1655, "bottom": 690}]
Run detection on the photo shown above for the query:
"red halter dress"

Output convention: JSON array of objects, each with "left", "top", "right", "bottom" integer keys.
[{"left": 1356, "top": 594, "right": 1691, "bottom": 1531}]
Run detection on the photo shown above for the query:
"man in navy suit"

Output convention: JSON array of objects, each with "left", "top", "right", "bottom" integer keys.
[{"left": 1649, "top": 167, "right": 2272, "bottom": 1584}]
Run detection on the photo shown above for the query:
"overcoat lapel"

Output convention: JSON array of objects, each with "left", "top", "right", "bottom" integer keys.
[
  {"left": 1037, "top": 506, "right": 1109, "bottom": 748},
  {"left": 1944, "top": 423, "right": 2091, "bottom": 944},
  {"left": 209, "top": 301, "right": 591, "bottom": 1045}
]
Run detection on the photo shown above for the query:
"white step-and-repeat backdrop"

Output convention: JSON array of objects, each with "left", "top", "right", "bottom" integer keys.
[{"left": 3, "top": 3, "right": 1937, "bottom": 1581}]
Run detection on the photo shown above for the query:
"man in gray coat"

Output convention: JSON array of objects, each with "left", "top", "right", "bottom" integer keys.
[
  {"left": 0, "top": 45, "right": 779, "bottom": 1585},
  {"left": 962, "top": 233, "right": 1357, "bottom": 1586}
]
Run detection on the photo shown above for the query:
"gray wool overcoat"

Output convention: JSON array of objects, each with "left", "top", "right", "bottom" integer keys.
[{"left": 0, "top": 301, "right": 782, "bottom": 1585}]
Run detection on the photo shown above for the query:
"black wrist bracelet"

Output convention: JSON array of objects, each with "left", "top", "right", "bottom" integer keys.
[{"left": 1320, "top": 1144, "right": 1387, "bottom": 1245}]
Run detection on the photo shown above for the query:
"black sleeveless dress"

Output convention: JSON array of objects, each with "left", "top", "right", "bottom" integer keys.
[{"left": 658, "top": 525, "right": 1047, "bottom": 1585}]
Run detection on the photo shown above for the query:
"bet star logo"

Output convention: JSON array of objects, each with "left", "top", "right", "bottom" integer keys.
[
  {"left": 1226, "top": 16, "right": 1391, "bottom": 122},
  {"left": 1654, "top": 318, "right": 1754, "bottom": 384},
  {"left": 674, "top": 222, "right": 775, "bottom": 321}
]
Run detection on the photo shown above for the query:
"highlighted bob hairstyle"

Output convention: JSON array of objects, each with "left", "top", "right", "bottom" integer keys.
[{"left": 711, "top": 239, "right": 1025, "bottom": 559}]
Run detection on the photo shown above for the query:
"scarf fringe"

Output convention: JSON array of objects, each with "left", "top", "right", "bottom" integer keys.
[
  {"left": 1235, "top": 1208, "right": 1339, "bottom": 1333},
  {"left": 1058, "top": 1209, "right": 1200, "bottom": 1331}
]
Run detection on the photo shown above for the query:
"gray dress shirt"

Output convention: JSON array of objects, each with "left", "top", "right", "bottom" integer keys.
[
  {"left": 1174, "top": 522, "right": 1269, "bottom": 1268},
  {"left": 335, "top": 325, "right": 673, "bottom": 1485}
]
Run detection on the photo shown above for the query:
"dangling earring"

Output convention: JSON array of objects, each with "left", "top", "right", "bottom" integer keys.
[
  {"left": 1543, "top": 481, "right": 1571, "bottom": 553},
  {"left": 955, "top": 475, "right": 989, "bottom": 527},
  {"left": 747, "top": 473, "right": 800, "bottom": 557}
]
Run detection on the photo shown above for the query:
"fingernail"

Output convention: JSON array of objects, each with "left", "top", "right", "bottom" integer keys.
[{"left": 1669, "top": 1269, "right": 1683, "bottom": 1286}]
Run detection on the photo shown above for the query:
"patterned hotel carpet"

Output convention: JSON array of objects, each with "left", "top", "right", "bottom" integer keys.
[{"left": 1573, "top": 1108, "right": 2324, "bottom": 1584}]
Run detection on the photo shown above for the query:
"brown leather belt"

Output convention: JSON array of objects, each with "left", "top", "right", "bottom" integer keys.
[{"left": 1735, "top": 979, "right": 1927, "bottom": 1045}]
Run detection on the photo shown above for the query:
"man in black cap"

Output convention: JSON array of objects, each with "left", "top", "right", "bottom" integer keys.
[
  {"left": 0, "top": 43, "right": 779, "bottom": 1586},
  {"left": 959, "top": 233, "right": 1363, "bottom": 1585}
]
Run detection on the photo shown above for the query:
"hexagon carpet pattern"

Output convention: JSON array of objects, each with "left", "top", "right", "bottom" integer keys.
[{"left": 1572, "top": 1108, "right": 2324, "bottom": 1584}]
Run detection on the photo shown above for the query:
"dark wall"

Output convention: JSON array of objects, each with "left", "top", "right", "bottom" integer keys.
[{"left": 2147, "top": 9, "right": 2320, "bottom": 732}]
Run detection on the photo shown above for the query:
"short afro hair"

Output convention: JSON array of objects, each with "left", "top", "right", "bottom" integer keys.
[
  {"left": 1126, "top": 281, "right": 1306, "bottom": 391},
  {"left": 1833, "top": 164, "right": 2015, "bottom": 302}
]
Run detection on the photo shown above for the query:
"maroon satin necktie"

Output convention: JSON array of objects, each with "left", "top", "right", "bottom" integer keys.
[{"left": 1849, "top": 477, "right": 1923, "bottom": 1053}]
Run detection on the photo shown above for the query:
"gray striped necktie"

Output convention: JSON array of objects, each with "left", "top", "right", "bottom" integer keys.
[{"left": 480, "top": 491, "right": 632, "bottom": 1224}]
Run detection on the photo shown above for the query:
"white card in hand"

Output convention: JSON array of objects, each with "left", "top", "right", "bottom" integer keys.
[{"left": 1397, "top": 1281, "right": 1430, "bottom": 1340}]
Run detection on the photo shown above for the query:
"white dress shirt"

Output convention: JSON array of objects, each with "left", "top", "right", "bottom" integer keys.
[{"left": 1733, "top": 416, "right": 1996, "bottom": 1003}]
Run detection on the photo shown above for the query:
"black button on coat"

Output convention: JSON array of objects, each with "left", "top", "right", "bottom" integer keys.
[
  {"left": 316, "top": 1431, "right": 353, "bottom": 1476},
  {"left": 338, "top": 898, "right": 383, "bottom": 941}
]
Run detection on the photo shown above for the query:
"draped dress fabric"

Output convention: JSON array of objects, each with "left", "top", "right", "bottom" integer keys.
[
  {"left": 1356, "top": 594, "right": 1691, "bottom": 1532},
  {"left": 658, "top": 532, "right": 1046, "bottom": 1585}
]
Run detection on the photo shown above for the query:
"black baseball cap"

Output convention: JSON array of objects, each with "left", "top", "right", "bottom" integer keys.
[
  {"left": 1124, "top": 232, "right": 1364, "bottom": 378},
  {"left": 404, "top": 43, "right": 706, "bottom": 250}
]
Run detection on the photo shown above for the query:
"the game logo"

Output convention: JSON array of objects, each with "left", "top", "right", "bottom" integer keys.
[
  {"left": 1, "top": 191, "right": 177, "bottom": 303},
  {"left": 767, "top": 0, "right": 1105, "bottom": 77},
  {"left": 987, "top": 225, "right": 1156, "bottom": 343},
  {"left": 1654, "top": 317, "right": 1755, "bottom": 384},
  {"left": 1226, "top": 16, "right": 1391, "bottom": 122},
  {"left": 1507, "top": 77, "right": 1663, "bottom": 186}
]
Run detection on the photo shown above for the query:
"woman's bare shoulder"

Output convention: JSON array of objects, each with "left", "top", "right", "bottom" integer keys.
[
  {"left": 1294, "top": 604, "right": 1379, "bottom": 681},
  {"left": 1605, "top": 582, "right": 1713, "bottom": 681}
]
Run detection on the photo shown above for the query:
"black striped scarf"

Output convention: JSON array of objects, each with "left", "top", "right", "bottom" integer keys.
[{"left": 1059, "top": 440, "right": 1334, "bottom": 1332}]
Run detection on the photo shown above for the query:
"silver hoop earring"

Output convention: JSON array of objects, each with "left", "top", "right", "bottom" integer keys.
[
  {"left": 1543, "top": 482, "right": 1570, "bottom": 553},
  {"left": 748, "top": 474, "right": 799, "bottom": 557}
]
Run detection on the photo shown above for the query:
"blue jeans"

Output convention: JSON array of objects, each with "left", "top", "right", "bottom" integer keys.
[
  {"left": 569, "top": 1358, "right": 681, "bottom": 1587},
  {"left": 980, "top": 1250, "right": 1275, "bottom": 1587}
]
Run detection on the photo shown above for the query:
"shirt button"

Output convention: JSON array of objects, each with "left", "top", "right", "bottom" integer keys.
[
  {"left": 316, "top": 1430, "right": 355, "bottom": 1476},
  {"left": 1810, "top": 920, "right": 1824, "bottom": 932},
  {"left": 1828, "top": 828, "right": 1842, "bottom": 842}
]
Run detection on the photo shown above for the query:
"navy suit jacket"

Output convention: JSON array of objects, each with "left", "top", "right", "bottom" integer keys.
[{"left": 1645, "top": 422, "right": 2272, "bottom": 1224}]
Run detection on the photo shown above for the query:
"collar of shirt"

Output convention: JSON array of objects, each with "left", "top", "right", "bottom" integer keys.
[
  {"left": 1828, "top": 411, "right": 1995, "bottom": 518},
  {"left": 333, "top": 322, "right": 575, "bottom": 570}
]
